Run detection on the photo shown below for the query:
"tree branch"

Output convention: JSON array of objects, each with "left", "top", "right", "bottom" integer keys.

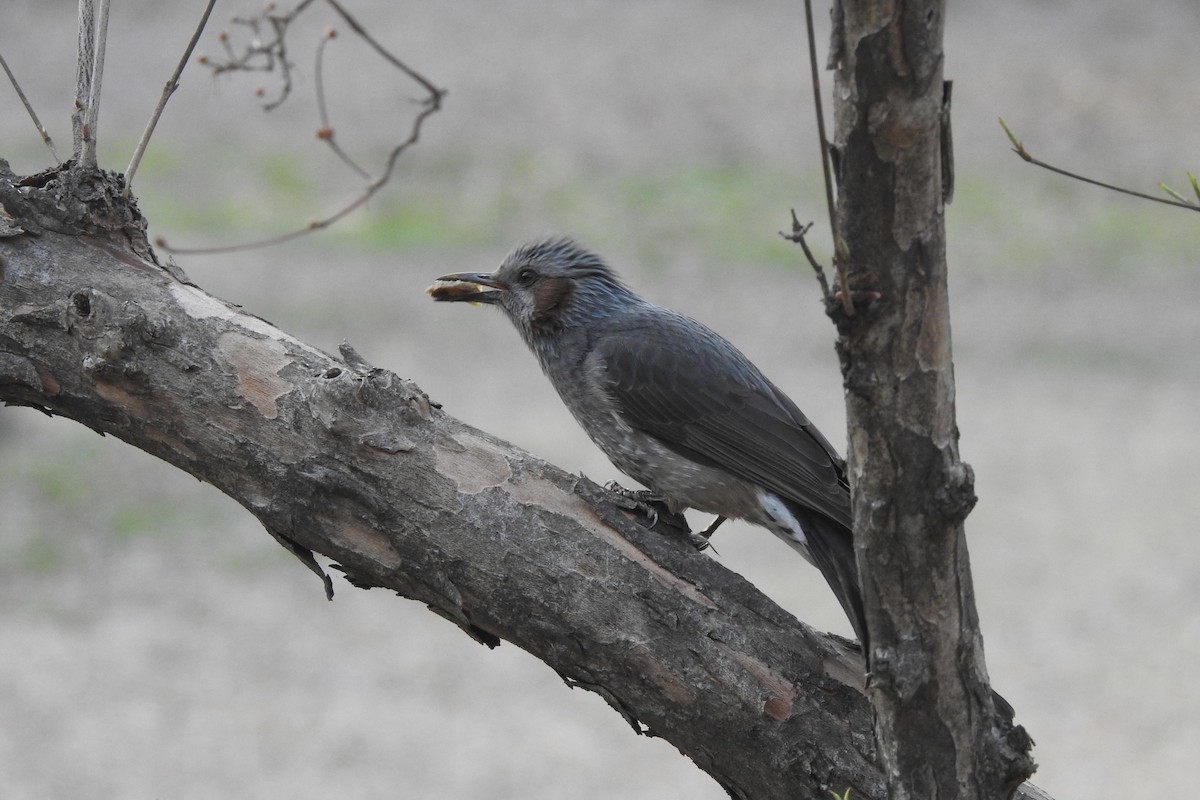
[
  {"left": 71, "top": 0, "right": 97, "bottom": 161},
  {"left": 0, "top": 162, "right": 879, "bottom": 800},
  {"left": 69, "top": 0, "right": 112, "bottom": 167},
  {"left": 0, "top": 163, "right": 1054, "bottom": 800},
  {"left": 82, "top": 0, "right": 112, "bottom": 168}
]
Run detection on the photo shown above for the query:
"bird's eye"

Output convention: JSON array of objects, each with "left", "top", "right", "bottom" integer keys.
[{"left": 516, "top": 268, "right": 537, "bottom": 286}]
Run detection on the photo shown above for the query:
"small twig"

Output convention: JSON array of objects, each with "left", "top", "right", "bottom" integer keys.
[
  {"left": 219, "top": 27, "right": 239, "bottom": 62},
  {"left": 0, "top": 47, "right": 61, "bottom": 162},
  {"left": 159, "top": 0, "right": 445, "bottom": 256},
  {"left": 314, "top": 28, "right": 371, "bottom": 180},
  {"left": 780, "top": 210, "right": 832, "bottom": 302},
  {"left": 202, "top": 0, "right": 320, "bottom": 110},
  {"left": 159, "top": 92, "right": 442, "bottom": 254},
  {"left": 999, "top": 117, "right": 1200, "bottom": 212},
  {"left": 323, "top": 0, "right": 440, "bottom": 98},
  {"left": 803, "top": 0, "right": 854, "bottom": 316},
  {"left": 125, "top": 0, "right": 219, "bottom": 194}
]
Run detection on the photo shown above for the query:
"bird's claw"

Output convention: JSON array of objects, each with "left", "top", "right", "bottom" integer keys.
[
  {"left": 602, "top": 482, "right": 695, "bottom": 541},
  {"left": 604, "top": 482, "right": 664, "bottom": 527}
]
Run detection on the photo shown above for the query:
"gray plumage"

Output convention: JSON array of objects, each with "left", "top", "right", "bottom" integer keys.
[{"left": 432, "top": 237, "right": 865, "bottom": 645}]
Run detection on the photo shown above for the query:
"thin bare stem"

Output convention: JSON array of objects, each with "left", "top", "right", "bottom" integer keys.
[
  {"left": 72, "top": 0, "right": 96, "bottom": 160},
  {"left": 204, "top": 0, "right": 320, "bottom": 110},
  {"left": 79, "top": 0, "right": 112, "bottom": 167},
  {"left": 160, "top": 95, "right": 442, "bottom": 255},
  {"left": 780, "top": 210, "right": 831, "bottom": 301},
  {"left": 803, "top": 0, "right": 854, "bottom": 315},
  {"left": 159, "top": 0, "right": 446, "bottom": 256},
  {"left": 323, "top": 0, "right": 440, "bottom": 98},
  {"left": 0, "top": 47, "right": 61, "bottom": 162},
  {"left": 125, "top": 0, "right": 219, "bottom": 194},
  {"left": 999, "top": 117, "right": 1199, "bottom": 212},
  {"left": 314, "top": 29, "right": 371, "bottom": 180}
]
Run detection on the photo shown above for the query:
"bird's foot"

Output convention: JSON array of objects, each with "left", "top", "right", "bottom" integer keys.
[
  {"left": 604, "top": 482, "right": 690, "bottom": 537},
  {"left": 604, "top": 482, "right": 665, "bottom": 526},
  {"left": 692, "top": 515, "right": 727, "bottom": 552}
]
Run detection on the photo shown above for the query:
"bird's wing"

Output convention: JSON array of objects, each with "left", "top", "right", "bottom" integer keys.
[{"left": 595, "top": 315, "right": 851, "bottom": 528}]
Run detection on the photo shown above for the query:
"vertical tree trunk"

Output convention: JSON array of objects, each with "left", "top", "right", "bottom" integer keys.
[{"left": 828, "top": 2, "right": 1035, "bottom": 798}]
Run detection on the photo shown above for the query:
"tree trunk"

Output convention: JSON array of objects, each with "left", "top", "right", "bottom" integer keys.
[{"left": 828, "top": 2, "right": 1035, "bottom": 797}]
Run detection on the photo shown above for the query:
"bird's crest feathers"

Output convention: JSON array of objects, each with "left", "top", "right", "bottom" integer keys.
[{"left": 503, "top": 237, "right": 626, "bottom": 288}]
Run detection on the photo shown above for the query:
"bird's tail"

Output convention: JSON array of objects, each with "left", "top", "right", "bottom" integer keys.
[
  {"left": 784, "top": 501, "right": 1017, "bottom": 721},
  {"left": 783, "top": 501, "right": 868, "bottom": 650}
]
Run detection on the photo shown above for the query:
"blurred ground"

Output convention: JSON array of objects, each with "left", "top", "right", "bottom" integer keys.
[{"left": 2, "top": 1, "right": 1199, "bottom": 798}]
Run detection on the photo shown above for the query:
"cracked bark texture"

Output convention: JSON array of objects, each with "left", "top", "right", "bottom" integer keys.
[{"left": 829, "top": 2, "right": 1036, "bottom": 798}]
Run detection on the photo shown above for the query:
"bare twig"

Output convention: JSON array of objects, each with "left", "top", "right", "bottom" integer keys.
[
  {"left": 124, "top": 0, "right": 219, "bottom": 194},
  {"left": 0, "top": 47, "right": 62, "bottom": 162},
  {"left": 780, "top": 210, "right": 831, "bottom": 301},
  {"left": 202, "top": 0, "right": 320, "bottom": 110},
  {"left": 781, "top": 210, "right": 882, "bottom": 310},
  {"left": 803, "top": 0, "right": 854, "bottom": 315},
  {"left": 80, "top": 0, "right": 112, "bottom": 168},
  {"left": 314, "top": 28, "right": 371, "bottom": 180},
  {"left": 160, "top": 0, "right": 445, "bottom": 255},
  {"left": 324, "top": 0, "right": 440, "bottom": 98},
  {"left": 72, "top": 0, "right": 97, "bottom": 160},
  {"left": 159, "top": 91, "right": 442, "bottom": 254},
  {"left": 999, "top": 117, "right": 1200, "bottom": 212}
]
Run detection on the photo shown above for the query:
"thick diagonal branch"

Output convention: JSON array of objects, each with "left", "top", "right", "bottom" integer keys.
[
  {"left": 0, "top": 164, "right": 882, "bottom": 800},
  {"left": 0, "top": 164, "right": 1052, "bottom": 800}
]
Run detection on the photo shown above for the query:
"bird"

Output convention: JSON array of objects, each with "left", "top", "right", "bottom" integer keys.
[{"left": 429, "top": 237, "right": 865, "bottom": 647}]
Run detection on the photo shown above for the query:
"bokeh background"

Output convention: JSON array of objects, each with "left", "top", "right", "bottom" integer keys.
[{"left": 2, "top": 1, "right": 1199, "bottom": 797}]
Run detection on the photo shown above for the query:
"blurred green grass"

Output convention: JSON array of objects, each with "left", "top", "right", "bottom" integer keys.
[
  {"left": 130, "top": 143, "right": 1195, "bottom": 290},
  {"left": 950, "top": 172, "right": 1198, "bottom": 280},
  {"left": 132, "top": 147, "right": 828, "bottom": 262}
]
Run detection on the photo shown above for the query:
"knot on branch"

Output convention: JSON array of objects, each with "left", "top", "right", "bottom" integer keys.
[
  {"left": 304, "top": 342, "right": 434, "bottom": 454},
  {"left": 9, "top": 165, "right": 153, "bottom": 259},
  {"left": 64, "top": 287, "right": 176, "bottom": 391},
  {"left": 868, "top": 641, "right": 932, "bottom": 707},
  {"left": 933, "top": 460, "right": 977, "bottom": 522}
]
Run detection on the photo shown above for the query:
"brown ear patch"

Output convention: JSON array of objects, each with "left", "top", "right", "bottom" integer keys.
[{"left": 531, "top": 276, "right": 574, "bottom": 330}]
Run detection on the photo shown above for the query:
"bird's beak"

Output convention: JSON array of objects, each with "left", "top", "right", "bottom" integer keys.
[{"left": 426, "top": 272, "right": 509, "bottom": 305}]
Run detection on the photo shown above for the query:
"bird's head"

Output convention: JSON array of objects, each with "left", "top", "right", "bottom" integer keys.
[{"left": 429, "top": 238, "right": 633, "bottom": 340}]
